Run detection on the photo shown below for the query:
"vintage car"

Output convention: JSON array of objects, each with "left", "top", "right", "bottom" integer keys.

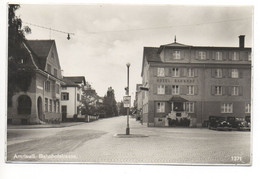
[
  {"left": 208, "top": 116, "right": 232, "bottom": 130},
  {"left": 227, "top": 117, "right": 251, "bottom": 131}
]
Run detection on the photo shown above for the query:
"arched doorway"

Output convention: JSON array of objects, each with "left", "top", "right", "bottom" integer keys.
[
  {"left": 17, "top": 95, "right": 32, "bottom": 115},
  {"left": 37, "top": 96, "right": 43, "bottom": 120}
]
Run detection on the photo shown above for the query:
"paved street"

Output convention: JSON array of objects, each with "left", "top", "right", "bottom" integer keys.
[{"left": 7, "top": 116, "right": 251, "bottom": 165}]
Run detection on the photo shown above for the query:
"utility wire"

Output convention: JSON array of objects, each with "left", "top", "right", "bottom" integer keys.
[{"left": 23, "top": 21, "right": 75, "bottom": 35}]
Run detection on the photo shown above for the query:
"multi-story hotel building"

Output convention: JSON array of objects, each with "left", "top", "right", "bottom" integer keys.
[{"left": 140, "top": 35, "right": 251, "bottom": 127}]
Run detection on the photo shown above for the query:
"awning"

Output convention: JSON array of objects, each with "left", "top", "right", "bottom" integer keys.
[{"left": 169, "top": 95, "right": 188, "bottom": 102}]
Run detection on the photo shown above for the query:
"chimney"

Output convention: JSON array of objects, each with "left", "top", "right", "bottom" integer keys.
[{"left": 239, "top": 35, "right": 245, "bottom": 48}]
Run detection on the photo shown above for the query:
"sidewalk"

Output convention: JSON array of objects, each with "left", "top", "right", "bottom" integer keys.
[{"left": 7, "top": 122, "right": 85, "bottom": 129}]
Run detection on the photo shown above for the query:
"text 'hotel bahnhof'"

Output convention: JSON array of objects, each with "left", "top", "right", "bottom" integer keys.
[{"left": 141, "top": 35, "right": 251, "bottom": 127}]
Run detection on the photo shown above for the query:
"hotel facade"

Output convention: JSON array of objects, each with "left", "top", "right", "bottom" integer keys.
[{"left": 140, "top": 35, "right": 251, "bottom": 127}]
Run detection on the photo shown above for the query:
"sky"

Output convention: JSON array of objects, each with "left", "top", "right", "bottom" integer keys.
[{"left": 15, "top": 4, "right": 253, "bottom": 103}]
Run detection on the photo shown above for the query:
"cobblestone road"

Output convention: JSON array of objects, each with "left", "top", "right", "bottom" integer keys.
[{"left": 7, "top": 116, "right": 251, "bottom": 165}]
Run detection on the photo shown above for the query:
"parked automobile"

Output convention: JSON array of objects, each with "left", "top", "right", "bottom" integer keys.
[
  {"left": 227, "top": 117, "right": 251, "bottom": 131},
  {"left": 208, "top": 116, "right": 231, "bottom": 130}
]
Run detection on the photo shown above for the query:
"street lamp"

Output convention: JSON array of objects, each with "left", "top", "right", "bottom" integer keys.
[{"left": 126, "top": 63, "right": 130, "bottom": 135}]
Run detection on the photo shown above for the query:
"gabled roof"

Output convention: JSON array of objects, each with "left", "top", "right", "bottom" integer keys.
[
  {"left": 169, "top": 95, "right": 188, "bottom": 102},
  {"left": 158, "top": 42, "right": 191, "bottom": 53},
  {"left": 63, "top": 76, "right": 86, "bottom": 86},
  {"left": 26, "top": 40, "right": 55, "bottom": 70},
  {"left": 62, "top": 77, "right": 79, "bottom": 87},
  {"left": 143, "top": 47, "right": 161, "bottom": 63}
]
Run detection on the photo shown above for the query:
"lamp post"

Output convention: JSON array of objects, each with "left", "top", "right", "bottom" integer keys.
[{"left": 126, "top": 63, "right": 130, "bottom": 135}]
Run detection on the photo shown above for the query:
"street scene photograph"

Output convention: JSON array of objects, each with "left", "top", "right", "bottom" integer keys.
[{"left": 5, "top": 3, "right": 252, "bottom": 165}]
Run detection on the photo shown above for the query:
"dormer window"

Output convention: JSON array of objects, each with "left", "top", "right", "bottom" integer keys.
[
  {"left": 173, "top": 50, "right": 181, "bottom": 60},
  {"left": 199, "top": 51, "right": 206, "bottom": 60},
  {"left": 233, "top": 52, "right": 239, "bottom": 61},
  {"left": 216, "top": 52, "right": 223, "bottom": 61}
]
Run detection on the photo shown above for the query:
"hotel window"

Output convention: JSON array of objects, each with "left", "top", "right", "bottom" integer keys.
[
  {"left": 216, "top": 52, "right": 223, "bottom": 61},
  {"left": 186, "top": 102, "right": 194, "bottom": 113},
  {"left": 231, "top": 69, "right": 239, "bottom": 78},
  {"left": 172, "top": 85, "right": 179, "bottom": 95},
  {"left": 47, "top": 64, "right": 52, "bottom": 73},
  {"left": 157, "top": 85, "right": 165, "bottom": 95},
  {"left": 172, "top": 68, "right": 180, "bottom": 77},
  {"left": 245, "top": 103, "right": 251, "bottom": 113},
  {"left": 233, "top": 52, "right": 239, "bottom": 61},
  {"left": 156, "top": 102, "right": 165, "bottom": 113},
  {"left": 45, "top": 81, "right": 51, "bottom": 92},
  {"left": 173, "top": 50, "right": 181, "bottom": 59},
  {"left": 216, "top": 69, "right": 223, "bottom": 78},
  {"left": 199, "top": 51, "right": 206, "bottom": 60},
  {"left": 215, "top": 86, "right": 222, "bottom": 95},
  {"left": 221, "top": 103, "right": 233, "bottom": 113},
  {"left": 61, "top": 92, "right": 69, "bottom": 100},
  {"left": 54, "top": 100, "right": 57, "bottom": 113},
  {"left": 187, "top": 68, "right": 194, "bottom": 77},
  {"left": 49, "top": 99, "right": 52, "bottom": 112},
  {"left": 187, "top": 86, "right": 194, "bottom": 95},
  {"left": 45, "top": 98, "right": 48, "bottom": 112},
  {"left": 231, "top": 86, "right": 239, "bottom": 96},
  {"left": 157, "top": 68, "right": 165, "bottom": 77}
]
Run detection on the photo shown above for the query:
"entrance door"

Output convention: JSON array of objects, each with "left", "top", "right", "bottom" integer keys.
[
  {"left": 61, "top": 105, "right": 67, "bottom": 121},
  {"left": 37, "top": 97, "right": 43, "bottom": 120}
]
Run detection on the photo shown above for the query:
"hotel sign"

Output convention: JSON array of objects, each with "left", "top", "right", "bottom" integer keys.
[{"left": 157, "top": 78, "right": 195, "bottom": 83}]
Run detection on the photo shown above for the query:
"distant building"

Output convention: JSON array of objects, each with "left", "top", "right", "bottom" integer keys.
[
  {"left": 8, "top": 40, "right": 64, "bottom": 124},
  {"left": 60, "top": 76, "right": 86, "bottom": 121},
  {"left": 141, "top": 35, "right": 251, "bottom": 127}
]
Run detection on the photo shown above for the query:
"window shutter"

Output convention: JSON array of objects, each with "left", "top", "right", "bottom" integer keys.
[
  {"left": 154, "top": 67, "right": 158, "bottom": 76},
  {"left": 195, "top": 51, "right": 199, "bottom": 59},
  {"left": 211, "top": 69, "right": 216, "bottom": 78},
  {"left": 194, "top": 85, "right": 199, "bottom": 95},
  {"left": 194, "top": 68, "right": 198, "bottom": 77},
  {"left": 239, "top": 70, "right": 243, "bottom": 78},
  {"left": 228, "top": 86, "right": 232, "bottom": 96},
  {"left": 222, "top": 86, "right": 226, "bottom": 96},
  {"left": 168, "top": 68, "right": 172, "bottom": 77},
  {"left": 154, "top": 84, "right": 157, "bottom": 94},
  {"left": 245, "top": 52, "right": 249, "bottom": 61},
  {"left": 180, "top": 85, "right": 187, "bottom": 95},
  {"left": 223, "top": 51, "right": 227, "bottom": 61},
  {"left": 228, "top": 52, "right": 233, "bottom": 60},
  {"left": 239, "top": 86, "right": 243, "bottom": 96},
  {"left": 206, "top": 51, "right": 210, "bottom": 60},
  {"left": 180, "top": 50, "right": 185, "bottom": 59},
  {"left": 211, "top": 86, "right": 215, "bottom": 95},
  {"left": 165, "top": 68, "right": 169, "bottom": 76},
  {"left": 180, "top": 68, "right": 187, "bottom": 77},
  {"left": 212, "top": 51, "right": 216, "bottom": 60}
]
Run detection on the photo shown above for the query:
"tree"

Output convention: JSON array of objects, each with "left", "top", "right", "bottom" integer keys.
[
  {"left": 8, "top": 4, "right": 32, "bottom": 106},
  {"left": 103, "top": 87, "right": 118, "bottom": 117},
  {"left": 118, "top": 101, "right": 127, "bottom": 115},
  {"left": 81, "top": 86, "right": 99, "bottom": 116}
]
